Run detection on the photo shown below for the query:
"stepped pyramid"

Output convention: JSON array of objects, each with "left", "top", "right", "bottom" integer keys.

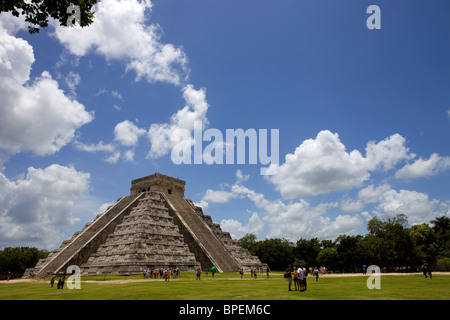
[{"left": 24, "top": 173, "right": 264, "bottom": 277}]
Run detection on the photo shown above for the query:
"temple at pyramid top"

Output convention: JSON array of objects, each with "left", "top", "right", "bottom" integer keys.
[{"left": 130, "top": 172, "right": 185, "bottom": 196}]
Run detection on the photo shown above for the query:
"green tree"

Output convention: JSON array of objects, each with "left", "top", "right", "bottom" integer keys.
[
  {"left": 335, "top": 234, "right": 363, "bottom": 272},
  {"left": 317, "top": 247, "right": 339, "bottom": 270},
  {"left": 250, "top": 238, "right": 294, "bottom": 271},
  {"left": 239, "top": 233, "right": 257, "bottom": 252},
  {"left": 431, "top": 216, "right": 450, "bottom": 236},
  {"left": 0, "top": 247, "right": 48, "bottom": 278},
  {"left": 0, "top": 0, "right": 97, "bottom": 34},
  {"left": 431, "top": 216, "right": 450, "bottom": 259},
  {"left": 410, "top": 223, "right": 438, "bottom": 265},
  {"left": 365, "top": 214, "right": 414, "bottom": 267},
  {"left": 320, "top": 239, "right": 335, "bottom": 249},
  {"left": 293, "top": 238, "right": 321, "bottom": 267},
  {"left": 359, "top": 234, "right": 383, "bottom": 266}
]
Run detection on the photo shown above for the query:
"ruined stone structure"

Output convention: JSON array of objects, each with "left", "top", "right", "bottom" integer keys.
[{"left": 24, "top": 173, "right": 264, "bottom": 277}]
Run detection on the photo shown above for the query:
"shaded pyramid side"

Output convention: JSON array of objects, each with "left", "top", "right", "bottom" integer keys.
[{"left": 80, "top": 192, "right": 200, "bottom": 275}]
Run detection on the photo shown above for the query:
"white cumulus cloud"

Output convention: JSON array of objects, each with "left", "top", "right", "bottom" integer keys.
[
  {"left": 114, "top": 120, "right": 146, "bottom": 146},
  {"left": 0, "top": 165, "right": 90, "bottom": 249},
  {"left": 395, "top": 153, "right": 450, "bottom": 179},
  {"left": 53, "top": 0, "right": 188, "bottom": 85},
  {"left": 0, "top": 22, "right": 93, "bottom": 156},
  {"left": 200, "top": 171, "right": 363, "bottom": 241},
  {"left": 220, "top": 211, "right": 264, "bottom": 240},
  {"left": 269, "top": 130, "right": 412, "bottom": 199},
  {"left": 147, "top": 84, "right": 209, "bottom": 159}
]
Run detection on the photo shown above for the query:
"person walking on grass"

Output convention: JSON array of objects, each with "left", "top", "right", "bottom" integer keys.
[
  {"left": 50, "top": 273, "right": 56, "bottom": 287},
  {"left": 314, "top": 266, "right": 319, "bottom": 282},
  {"left": 57, "top": 274, "right": 65, "bottom": 289},
  {"left": 422, "top": 263, "right": 432, "bottom": 278}
]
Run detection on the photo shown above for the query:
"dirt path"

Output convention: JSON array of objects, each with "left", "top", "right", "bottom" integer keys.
[{"left": 2, "top": 272, "right": 447, "bottom": 284}]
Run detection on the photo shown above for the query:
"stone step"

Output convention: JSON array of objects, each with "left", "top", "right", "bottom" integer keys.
[{"left": 79, "top": 192, "right": 200, "bottom": 275}]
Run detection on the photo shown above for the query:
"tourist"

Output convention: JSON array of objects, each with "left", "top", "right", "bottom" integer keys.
[
  {"left": 314, "top": 266, "right": 319, "bottom": 282},
  {"left": 266, "top": 266, "right": 270, "bottom": 279},
  {"left": 196, "top": 268, "right": 201, "bottom": 280},
  {"left": 57, "top": 274, "right": 65, "bottom": 289},
  {"left": 293, "top": 266, "right": 299, "bottom": 291},
  {"left": 164, "top": 269, "right": 169, "bottom": 281},
  {"left": 50, "top": 273, "right": 56, "bottom": 287},
  {"left": 284, "top": 265, "right": 292, "bottom": 291},
  {"left": 240, "top": 268, "right": 244, "bottom": 279},
  {"left": 422, "top": 263, "right": 432, "bottom": 278},
  {"left": 302, "top": 266, "right": 307, "bottom": 291},
  {"left": 298, "top": 266, "right": 305, "bottom": 292},
  {"left": 211, "top": 266, "right": 217, "bottom": 277}
]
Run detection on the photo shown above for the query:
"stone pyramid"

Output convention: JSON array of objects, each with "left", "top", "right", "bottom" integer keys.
[
  {"left": 24, "top": 173, "right": 265, "bottom": 277},
  {"left": 81, "top": 192, "right": 199, "bottom": 275}
]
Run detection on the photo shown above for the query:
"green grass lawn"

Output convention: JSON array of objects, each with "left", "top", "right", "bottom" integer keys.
[{"left": 1, "top": 272, "right": 449, "bottom": 300}]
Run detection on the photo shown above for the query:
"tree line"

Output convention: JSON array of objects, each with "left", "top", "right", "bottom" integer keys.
[
  {"left": 0, "top": 247, "right": 49, "bottom": 280},
  {"left": 1, "top": 214, "right": 448, "bottom": 278},
  {"left": 239, "top": 214, "right": 450, "bottom": 272}
]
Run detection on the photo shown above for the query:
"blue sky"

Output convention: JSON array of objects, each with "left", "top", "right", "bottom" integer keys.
[{"left": 0, "top": 0, "right": 449, "bottom": 250}]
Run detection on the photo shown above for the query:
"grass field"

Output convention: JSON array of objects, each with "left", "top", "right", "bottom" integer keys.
[{"left": 1, "top": 272, "right": 449, "bottom": 300}]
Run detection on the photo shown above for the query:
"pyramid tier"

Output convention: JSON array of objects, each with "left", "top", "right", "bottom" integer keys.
[{"left": 80, "top": 192, "right": 200, "bottom": 275}]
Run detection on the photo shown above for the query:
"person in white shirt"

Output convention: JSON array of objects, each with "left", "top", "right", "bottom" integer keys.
[{"left": 298, "top": 266, "right": 305, "bottom": 292}]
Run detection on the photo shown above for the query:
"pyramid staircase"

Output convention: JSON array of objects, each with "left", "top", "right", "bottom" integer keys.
[
  {"left": 187, "top": 200, "right": 266, "bottom": 271},
  {"left": 164, "top": 193, "right": 241, "bottom": 272}
]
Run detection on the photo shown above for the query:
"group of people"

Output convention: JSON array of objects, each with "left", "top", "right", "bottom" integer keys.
[
  {"left": 284, "top": 265, "right": 320, "bottom": 292},
  {"left": 143, "top": 267, "right": 180, "bottom": 280},
  {"left": 195, "top": 266, "right": 217, "bottom": 280},
  {"left": 246, "top": 267, "right": 270, "bottom": 279},
  {"left": 50, "top": 273, "right": 66, "bottom": 289}
]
